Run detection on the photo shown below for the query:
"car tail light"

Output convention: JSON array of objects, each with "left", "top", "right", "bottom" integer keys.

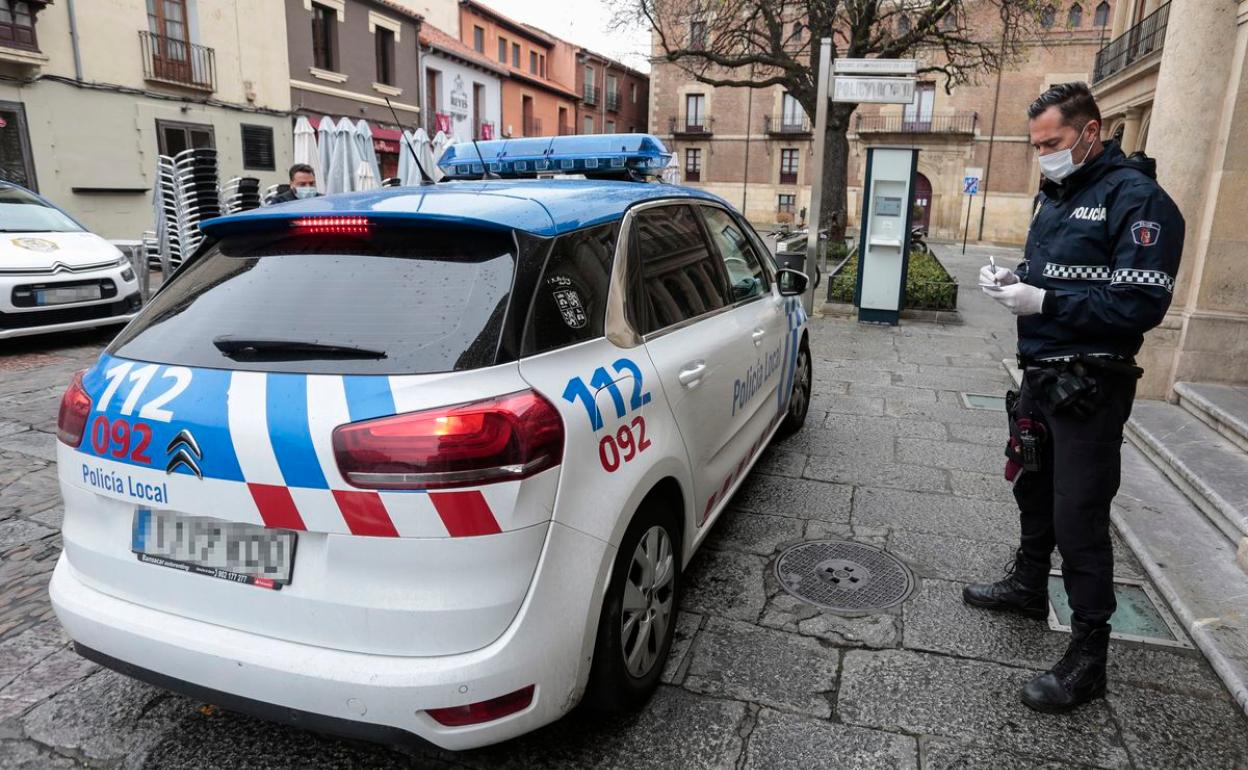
[
  {"left": 291, "top": 216, "right": 370, "bottom": 235},
  {"left": 333, "top": 390, "right": 564, "bottom": 490},
  {"left": 56, "top": 370, "right": 92, "bottom": 447},
  {"left": 426, "top": 685, "right": 535, "bottom": 727}
]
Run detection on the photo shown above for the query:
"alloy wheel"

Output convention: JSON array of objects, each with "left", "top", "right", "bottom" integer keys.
[{"left": 620, "top": 525, "right": 675, "bottom": 679}]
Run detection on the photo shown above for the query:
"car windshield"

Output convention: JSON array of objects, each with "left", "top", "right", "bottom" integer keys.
[
  {"left": 0, "top": 187, "right": 85, "bottom": 233},
  {"left": 110, "top": 226, "right": 517, "bottom": 375}
]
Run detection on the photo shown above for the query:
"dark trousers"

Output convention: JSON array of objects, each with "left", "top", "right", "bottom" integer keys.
[{"left": 1013, "top": 367, "right": 1137, "bottom": 627}]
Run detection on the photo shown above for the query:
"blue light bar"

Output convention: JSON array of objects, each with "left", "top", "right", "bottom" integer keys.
[{"left": 438, "top": 133, "right": 672, "bottom": 180}]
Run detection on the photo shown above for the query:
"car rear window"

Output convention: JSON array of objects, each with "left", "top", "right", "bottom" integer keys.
[{"left": 110, "top": 227, "right": 516, "bottom": 375}]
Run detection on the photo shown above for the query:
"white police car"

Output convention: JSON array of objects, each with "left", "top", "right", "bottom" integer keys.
[
  {"left": 50, "top": 134, "right": 811, "bottom": 750},
  {"left": 0, "top": 183, "right": 142, "bottom": 339}
]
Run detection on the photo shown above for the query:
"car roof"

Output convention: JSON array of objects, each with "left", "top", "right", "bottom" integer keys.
[{"left": 200, "top": 180, "right": 731, "bottom": 239}]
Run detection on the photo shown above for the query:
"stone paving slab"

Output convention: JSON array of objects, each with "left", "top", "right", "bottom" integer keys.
[
  {"left": 1106, "top": 683, "right": 1248, "bottom": 770},
  {"left": 838, "top": 649, "right": 1130, "bottom": 769},
  {"left": 729, "top": 473, "right": 853, "bottom": 523},
  {"left": 702, "top": 510, "right": 805, "bottom": 556},
  {"left": 852, "top": 487, "right": 1019, "bottom": 543},
  {"left": 684, "top": 617, "right": 839, "bottom": 717},
  {"left": 885, "top": 530, "right": 1016, "bottom": 584},
  {"left": 920, "top": 738, "right": 1092, "bottom": 769},
  {"left": 744, "top": 709, "right": 918, "bottom": 769},
  {"left": 804, "top": 454, "right": 950, "bottom": 494},
  {"left": 681, "top": 549, "right": 769, "bottom": 622}
]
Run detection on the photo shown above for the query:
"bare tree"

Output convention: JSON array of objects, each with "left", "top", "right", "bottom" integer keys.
[{"left": 624, "top": 0, "right": 1042, "bottom": 243}]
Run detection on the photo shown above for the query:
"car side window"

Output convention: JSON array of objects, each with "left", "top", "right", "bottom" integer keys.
[
  {"left": 700, "top": 206, "right": 768, "bottom": 302},
  {"left": 632, "top": 204, "right": 729, "bottom": 334},
  {"left": 523, "top": 222, "right": 618, "bottom": 356}
]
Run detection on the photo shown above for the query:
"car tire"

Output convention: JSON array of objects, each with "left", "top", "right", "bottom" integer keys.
[
  {"left": 777, "top": 341, "right": 812, "bottom": 439},
  {"left": 584, "top": 503, "right": 681, "bottom": 714}
]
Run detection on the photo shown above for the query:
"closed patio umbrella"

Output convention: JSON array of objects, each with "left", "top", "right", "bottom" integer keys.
[
  {"left": 326, "top": 117, "right": 359, "bottom": 194},
  {"left": 293, "top": 116, "right": 319, "bottom": 187},
  {"left": 354, "top": 160, "right": 378, "bottom": 192},
  {"left": 354, "top": 120, "right": 381, "bottom": 189},
  {"left": 316, "top": 116, "right": 335, "bottom": 194}
]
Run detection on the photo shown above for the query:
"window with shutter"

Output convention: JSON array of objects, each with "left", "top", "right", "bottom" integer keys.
[{"left": 241, "top": 124, "right": 275, "bottom": 171}]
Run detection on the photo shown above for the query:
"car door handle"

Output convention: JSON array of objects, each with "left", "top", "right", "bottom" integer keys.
[
  {"left": 751, "top": 328, "right": 766, "bottom": 346},
  {"left": 677, "top": 361, "right": 706, "bottom": 388}
]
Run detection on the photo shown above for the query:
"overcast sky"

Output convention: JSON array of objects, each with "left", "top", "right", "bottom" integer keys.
[{"left": 476, "top": 0, "right": 653, "bottom": 72}]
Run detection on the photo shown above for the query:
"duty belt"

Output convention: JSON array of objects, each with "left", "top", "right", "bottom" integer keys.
[{"left": 1017, "top": 353, "right": 1143, "bottom": 380}]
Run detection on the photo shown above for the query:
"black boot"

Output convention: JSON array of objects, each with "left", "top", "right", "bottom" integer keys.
[
  {"left": 1022, "top": 620, "right": 1110, "bottom": 713},
  {"left": 962, "top": 549, "right": 1050, "bottom": 619}
]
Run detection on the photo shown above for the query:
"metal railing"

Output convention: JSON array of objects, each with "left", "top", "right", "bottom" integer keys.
[
  {"left": 139, "top": 30, "right": 215, "bottom": 91},
  {"left": 854, "top": 112, "right": 977, "bottom": 135},
  {"left": 523, "top": 116, "right": 542, "bottom": 136},
  {"left": 1092, "top": 2, "right": 1169, "bottom": 84},
  {"left": 583, "top": 84, "right": 597, "bottom": 105},
  {"left": 559, "top": 123, "right": 575, "bottom": 136},
  {"left": 764, "top": 113, "right": 812, "bottom": 135},
  {"left": 669, "top": 115, "right": 714, "bottom": 136},
  {"left": 606, "top": 91, "right": 620, "bottom": 111}
]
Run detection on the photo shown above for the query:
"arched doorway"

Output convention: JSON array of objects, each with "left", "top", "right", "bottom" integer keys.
[{"left": 912, "top": 172, "right": 933, "bottom": 232}]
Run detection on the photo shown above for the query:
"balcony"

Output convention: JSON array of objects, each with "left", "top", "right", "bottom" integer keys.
[
  {"left": 764, "top": 113, "right": 812, "bottom": 136},
  {"left": 559, "top": 123, "right": 575, "bottom": 136},
  {"left": 523, "top": 116, "right": 542, "bottom": 137},
  {"left": 583, "top": 84, "right": 597, "bottom": 106},
  {"left": 139, "top": 30, "right": 215, "bottom": 92},
  {"left": 669, "top": 115, "right": 714, "bottom": 137},
  {"left": 854, "top": 112, "right": 977, "bottom": 135},
  {"left": 1092, "top": 2, "right": 1169, "bottom": 84},
  {"left": 606, "top": 91, "right": 620, "bottom": 112}
]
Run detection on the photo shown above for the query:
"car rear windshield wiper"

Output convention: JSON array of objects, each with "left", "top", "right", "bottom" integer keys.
[{"left": 212, "top": 335, "right": 387, "bottom": 361}]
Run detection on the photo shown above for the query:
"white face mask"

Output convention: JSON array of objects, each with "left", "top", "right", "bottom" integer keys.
[
  {"left": 1038, "top": 122, "right": 1095, "bottom": 183},
  {"left": 293, "top": 185, "right": 318, "bottom": 200}
]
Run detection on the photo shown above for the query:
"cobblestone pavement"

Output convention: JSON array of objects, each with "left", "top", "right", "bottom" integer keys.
[{"left": 2, "top": 246, "right": 1246, "bottom": 769}]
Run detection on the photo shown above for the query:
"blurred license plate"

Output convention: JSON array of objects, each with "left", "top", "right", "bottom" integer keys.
[
  {"left": 36, "top": 285, "right": 101, "bottom": 305},
  {"left": 131, "top": 508, "right": 296, "bottom": 590}
]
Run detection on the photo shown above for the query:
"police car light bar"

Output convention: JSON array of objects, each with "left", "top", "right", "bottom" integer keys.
[{"left": 437, "top": 133, "right": 672, "bottom": 180}]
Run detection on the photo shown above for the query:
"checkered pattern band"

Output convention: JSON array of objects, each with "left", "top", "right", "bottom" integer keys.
[
  {"left": 1042, "top": 263, "right": 1111, "bottom": 281},
  {"left": 1112, "top": 268, "right": 1175, "bottom": 293}
]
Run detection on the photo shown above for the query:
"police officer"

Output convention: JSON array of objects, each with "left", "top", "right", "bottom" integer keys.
[{"left": 964, "top": 82, "right": 1184, "bottom": 713}]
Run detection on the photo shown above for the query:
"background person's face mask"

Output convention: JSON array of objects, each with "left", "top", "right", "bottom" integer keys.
[
  {"left": 1039, "top": 122, "right": 1095, "bottom": 183},
  {"left": 294, "top": 186, "right": 318, "bottom": 200}
]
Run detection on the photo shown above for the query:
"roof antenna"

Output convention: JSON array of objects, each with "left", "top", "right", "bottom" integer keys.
[
  {"left": 384, "top": 96, "right": 434, "bottom": 186},
  {"left": 472, "top": 137, "right": 498, "bottom": 180}
]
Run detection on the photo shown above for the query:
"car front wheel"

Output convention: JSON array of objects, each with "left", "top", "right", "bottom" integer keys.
[{"left": 584, "top": 506, "right": 680, "bottom": 713}]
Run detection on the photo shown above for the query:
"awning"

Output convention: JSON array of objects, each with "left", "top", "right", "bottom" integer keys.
[{"left": 372, "top": 126, "right": 403, "bottom": 155}]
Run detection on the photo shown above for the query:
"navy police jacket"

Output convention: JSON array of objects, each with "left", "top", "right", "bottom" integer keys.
[{"left": 1017, "top": 140, "right": 1184, "bottom": 361}]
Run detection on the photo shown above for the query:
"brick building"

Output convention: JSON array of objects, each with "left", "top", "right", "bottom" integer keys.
[
  {"left": 649, "top": 1, "right": 1117, "bottom": 243},
  {"left": 458, "top": 0, "right": 578, "bottom": 137},
  {"left": 575, "top": 47, "right": 650, "bottom": 136}
]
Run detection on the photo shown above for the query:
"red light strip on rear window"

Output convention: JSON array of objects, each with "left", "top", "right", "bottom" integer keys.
[{"left": 291, "top": 216, "right": 371, "bottom": 235}]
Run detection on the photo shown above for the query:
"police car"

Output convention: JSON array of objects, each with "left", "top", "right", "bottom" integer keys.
[
  {"left": 49, "top": 134, "right": 812, "bottom": 750},
  {"left": 0, "top": 183, "right": 142, "bottom": 339}
]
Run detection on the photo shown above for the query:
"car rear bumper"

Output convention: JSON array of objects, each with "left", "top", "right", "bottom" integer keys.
[{"left": 50, "top": 520, "right": 614, "bottom": 751}]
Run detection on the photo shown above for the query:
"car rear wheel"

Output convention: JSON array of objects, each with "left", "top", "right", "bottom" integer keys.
[
  {"left": 777, "top": 342, "right": 812, "bottom": 438},
  {"left": 584, "top": 505, "right": 680, "bottom": 713}
]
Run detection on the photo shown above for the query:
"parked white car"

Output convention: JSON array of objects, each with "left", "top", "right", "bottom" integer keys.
[
  {"left": 49, "top": 135, "right": 812, "bottom": 750},
  {"left": 0, "top": 183, "right": 141, "bottom": 340}
]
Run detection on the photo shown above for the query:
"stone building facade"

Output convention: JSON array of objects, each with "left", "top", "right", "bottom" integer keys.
[
  {"left": 648, "top": 1, "right": 1117, "bottom": 243},
  {"left": 1093, "top": 0, "right": 1248, "bottom": 396}
]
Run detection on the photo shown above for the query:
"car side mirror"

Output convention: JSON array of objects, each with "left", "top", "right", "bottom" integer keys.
[{"left": 776, "top": 268, "right": 808, "bottom": 297}]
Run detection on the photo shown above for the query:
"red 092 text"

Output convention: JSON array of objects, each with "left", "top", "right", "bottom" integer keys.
[{"left": 598, "top": 416, "right": 652, "bottom": 473}]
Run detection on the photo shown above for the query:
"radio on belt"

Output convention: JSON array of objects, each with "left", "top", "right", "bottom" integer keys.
[{"left": 854, "top": 147, "right": 919, "bottom": 325}]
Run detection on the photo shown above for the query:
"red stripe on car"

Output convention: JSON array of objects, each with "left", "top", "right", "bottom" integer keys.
[
  {"left": 333, "top": 490, "right": 399, "bottom": 537},
  {"left": 429, "top": 490, "right": 503, "bottom": 537},
  {"left": 247, "top": 483, "right": 307, "bottom": 531}
]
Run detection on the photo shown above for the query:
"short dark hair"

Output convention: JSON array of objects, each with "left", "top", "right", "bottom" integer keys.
[
  {"left": 289, "top": 163, "right": 315, "bottom": 181},
  {"left": 1027, "top": 82, "right": 1102, "bottom": 127}
]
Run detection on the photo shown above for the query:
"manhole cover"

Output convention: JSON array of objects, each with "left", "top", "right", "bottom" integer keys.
[{"left": 775, "top": 541, "right": 915, "bottom": 614}]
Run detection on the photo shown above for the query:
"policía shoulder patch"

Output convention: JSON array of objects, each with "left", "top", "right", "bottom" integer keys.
[{"left": 1131, "top": 220, "right": 1161, "bottom": 247}]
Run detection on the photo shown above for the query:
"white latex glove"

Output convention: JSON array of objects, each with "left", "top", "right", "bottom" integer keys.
[
  {"left": 979, "top": 263, "right": 1019, "bottom": 287},
  {"left": 983, "top": 282, "right": 1045, "bottom": 316}
]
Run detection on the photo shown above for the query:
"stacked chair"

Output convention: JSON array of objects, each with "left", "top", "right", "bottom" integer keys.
[
  {"left": 151, "top": 148, "right": 221, "bottom": 272},
  {"left": 221, "top": 176, "right": 262, "bottom": 215}
]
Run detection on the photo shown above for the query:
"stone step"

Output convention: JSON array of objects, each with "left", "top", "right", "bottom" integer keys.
[
  {"left": 1114, "top": 443, "right": 1248, "bottom": 714},
  {"left": 1126, "top": 400, "right": 1248, "bottom": 544},
  {"left": 1175, "top": 381, "right": 1248, "bottom": 454}
]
